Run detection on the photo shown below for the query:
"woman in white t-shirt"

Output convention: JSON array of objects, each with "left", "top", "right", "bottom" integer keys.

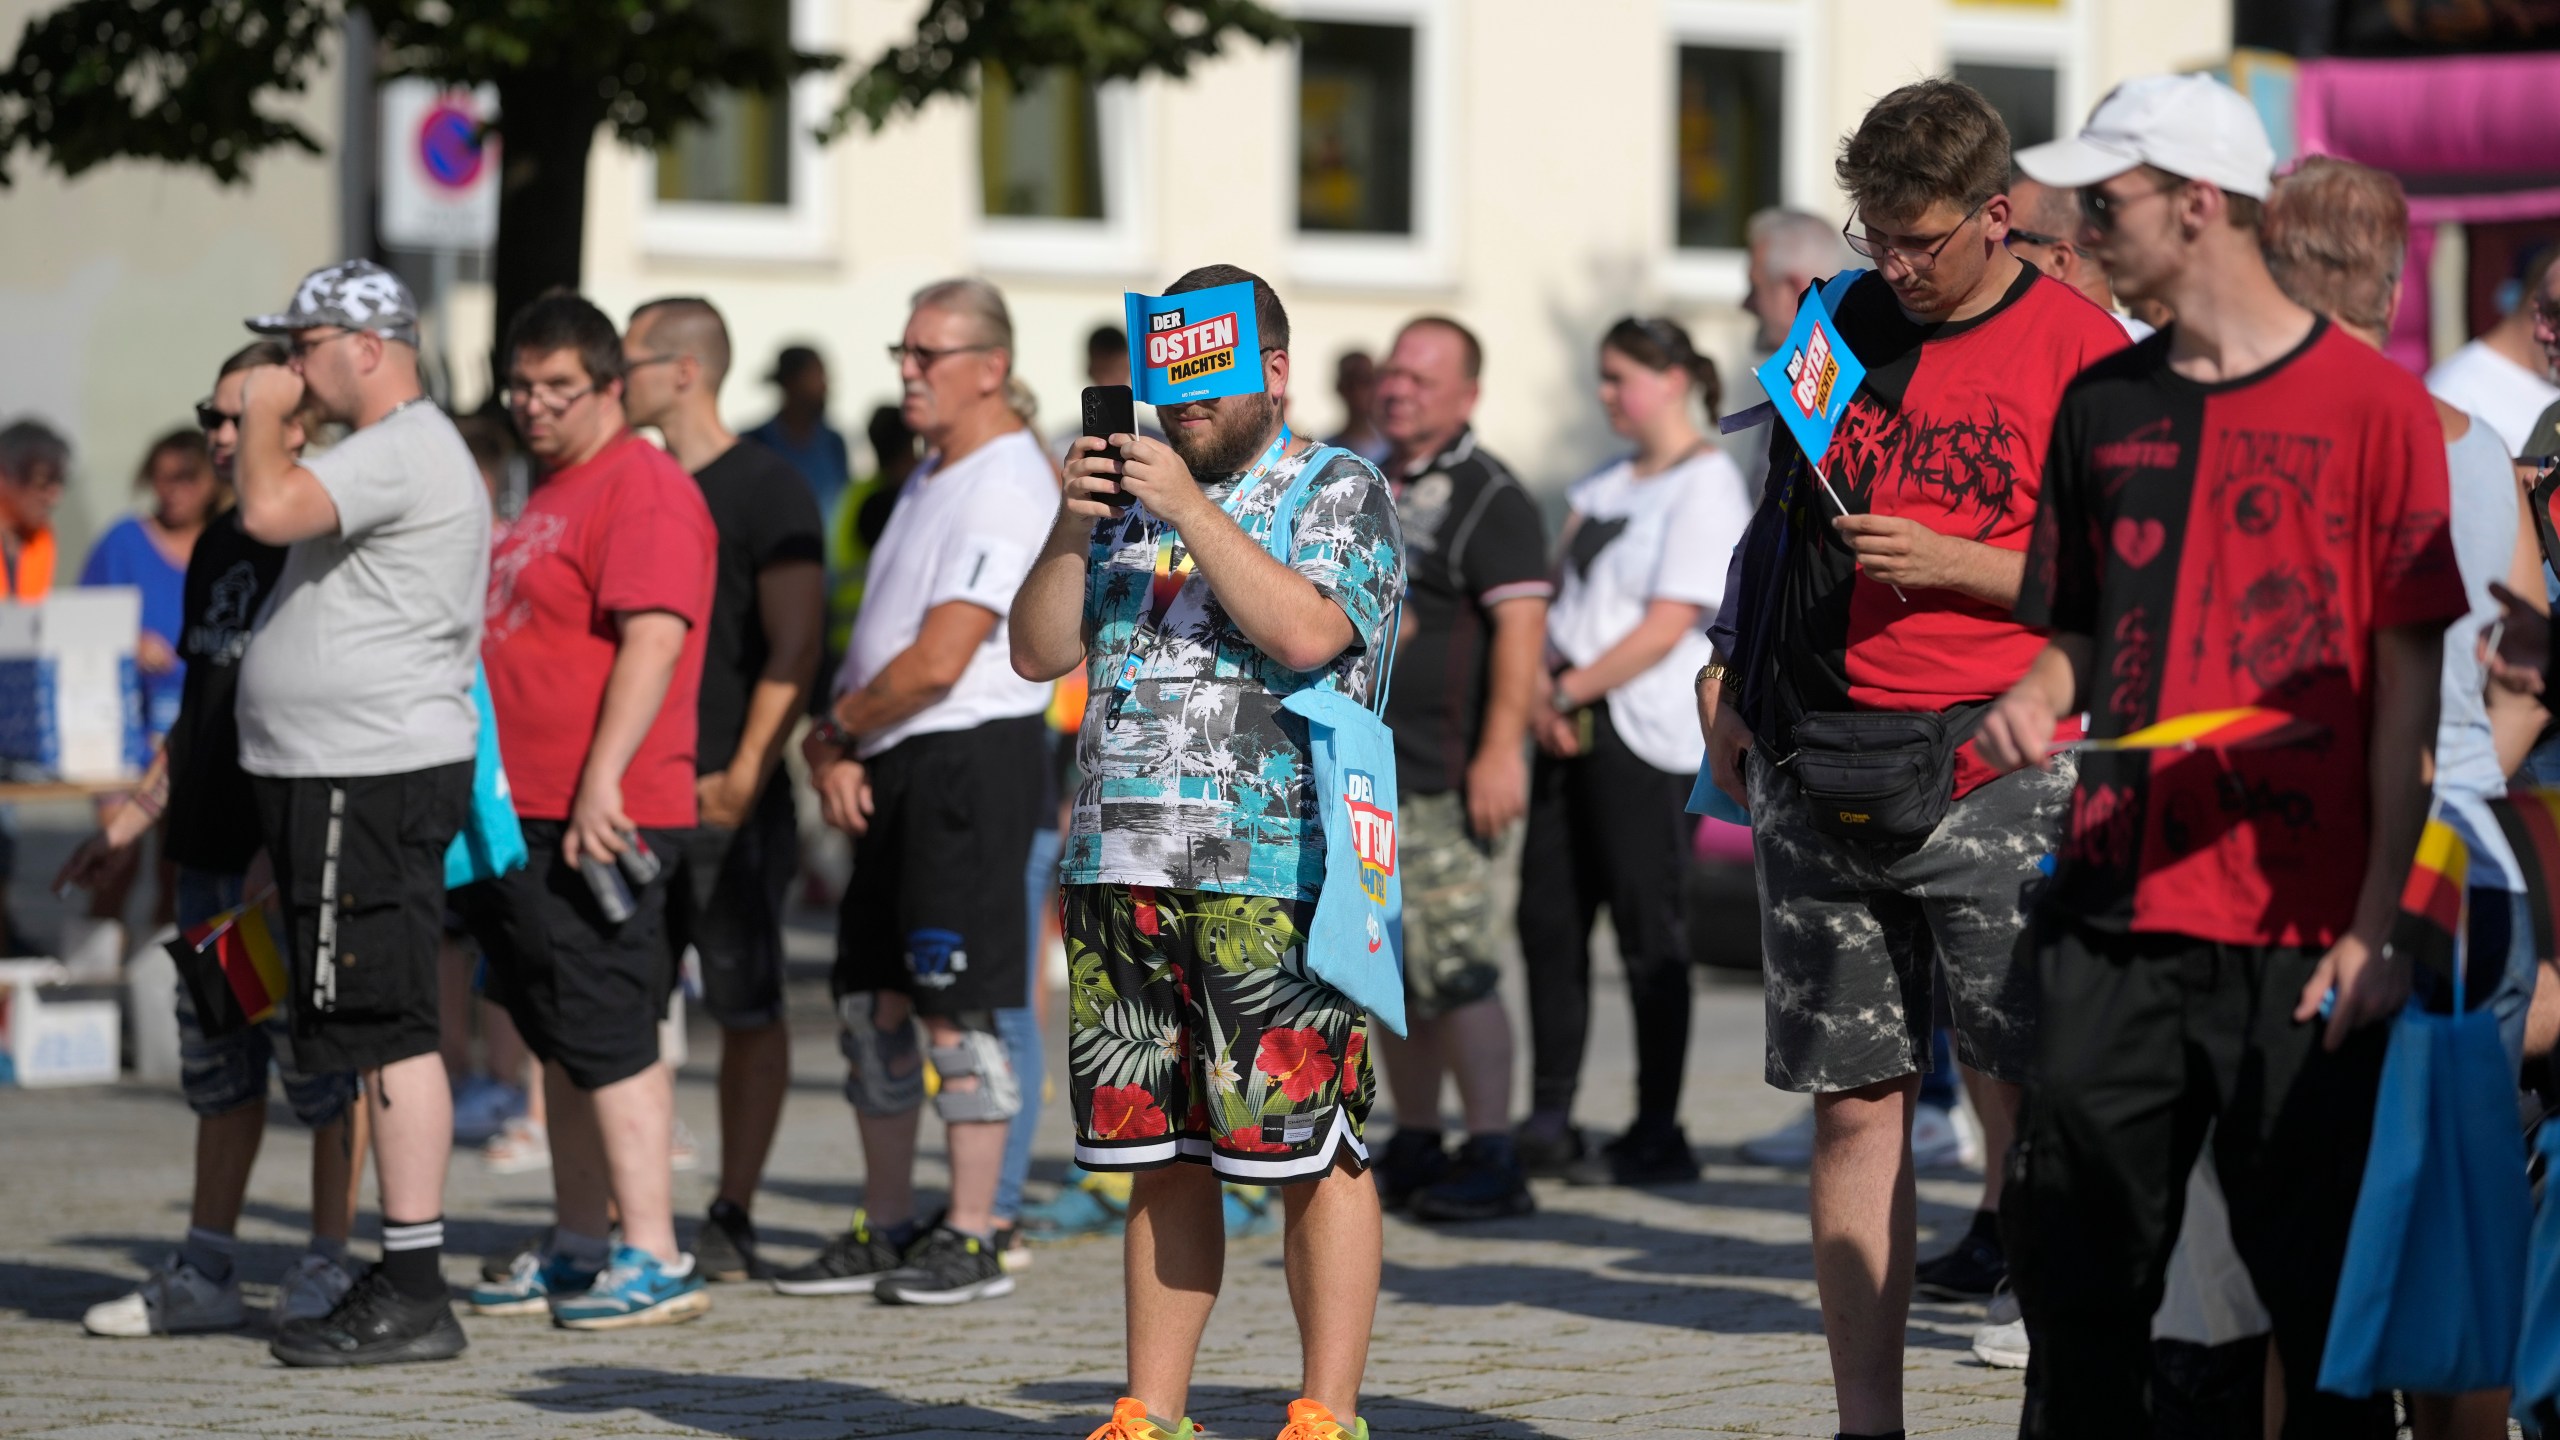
[{"left": 1516, "top": 316, "right": 1755, "bottom": 1187}]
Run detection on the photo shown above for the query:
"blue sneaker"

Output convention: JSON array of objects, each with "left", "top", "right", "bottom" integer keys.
[
  {"left": 466, "top": 1247, "right": 600, "bottom": 1317},
  {"left": 551, "top": 1246, "right": 709, "bottom": 1330}
]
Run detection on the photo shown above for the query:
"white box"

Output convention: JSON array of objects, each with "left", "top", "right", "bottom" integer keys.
[
  {"left": 0, "top": 589, "right": 145, "bottom": 781},
  {"left": 0, "top": 958, "right": 122, "bottom": 1087}
]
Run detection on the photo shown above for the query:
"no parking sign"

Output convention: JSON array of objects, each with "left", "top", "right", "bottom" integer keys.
[{"left": 378, "top": 79, "right": 498, "bottom": 251}]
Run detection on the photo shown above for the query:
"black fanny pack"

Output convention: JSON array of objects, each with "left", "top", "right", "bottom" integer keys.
[{"left": 1784, "top": 705, "right": 1985, "bottom": 842}]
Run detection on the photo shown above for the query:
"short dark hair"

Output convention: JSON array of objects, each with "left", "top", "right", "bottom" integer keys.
[
  {"left": 1086, "top": 324, "right": 1128, "bottom": 362},
  {"left": 1167, "top": 264, "right": 1290, "bottom": 355},
  {"left": 0, "top": 418, "right": 69, "bottom": 482},
  {"left": 772, "top": 344, "right": 825, "bottom": 386},
  {"left": 629, "top": 296, "right": 732, "bottom": 387},
  {"left": 139, "top": 428, "right": 210, "bottom": 486},
  {"left": 503, "top": 289, "right": 625, "bottom": 388},
  {"left": 1837, "top": 78, "right": 2011, "bottom": 221},
  {"left": 1602, "top": 316, "right": 1722, "bottom": 419},
  {"left": 1400, "top": 315, "right": 1483, "bottom": 380},
  {"left": 451, "top": 411, "right": 517, "bottom": 476},
  {"left": 866, "top": 404, "right": 915, "bottom": 469},
  {"left": 219, "top": 340, "right": 291, "bottom": 378}
]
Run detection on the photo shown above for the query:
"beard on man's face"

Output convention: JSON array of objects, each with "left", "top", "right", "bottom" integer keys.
[{"left": 1166, "top": 392, "right": 1281, "bottom": 478}]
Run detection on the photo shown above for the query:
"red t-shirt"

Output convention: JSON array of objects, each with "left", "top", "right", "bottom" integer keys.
[
  {"left": 2018, "top": 320, "right": 2468, "bottom": 947},
  {"left": 484, "top": 432, "right": 716, "bottom": 827},
  {"left": 1772, "top": 266, "right": 2131, "bottom": 718}
]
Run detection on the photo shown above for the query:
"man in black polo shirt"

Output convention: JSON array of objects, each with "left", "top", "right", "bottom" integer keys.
[{"left": 1365, "top": 315, "right": 1551, "bottom": 1222}]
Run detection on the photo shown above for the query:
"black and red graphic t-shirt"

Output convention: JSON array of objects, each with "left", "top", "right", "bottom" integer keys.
[
  {"left": 2018, "top": 320, "right": 2467, "bottom": 947},
  {"left": 1770, "top": 265, "right": 2130, "bottom": 737}
]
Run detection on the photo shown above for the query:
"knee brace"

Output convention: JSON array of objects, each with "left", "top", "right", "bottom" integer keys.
[
  {"left": 929, "top": 1020, "right": 1021, "bottom": 1124},
  {"left": 836, "top": 993, "right": 924, "bottom": 1116}
]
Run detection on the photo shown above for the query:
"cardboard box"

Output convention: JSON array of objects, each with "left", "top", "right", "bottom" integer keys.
[
  {"left": 0, "top": 959, "right": 122, "bottom": 1087},
  {"left": 0, "top": 588, "right": 146, "bottom": 782}
]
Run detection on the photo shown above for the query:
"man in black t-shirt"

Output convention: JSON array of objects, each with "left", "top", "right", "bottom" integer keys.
[
  {"left": 1368, "top": 316, "right": 1552, "bottom": 1224},
  {"left": 63, "top": 340, "right": 367, "bottom": 1340},
  {"left": 623, "top": 298, "right": 826, "bottom": 1282}
]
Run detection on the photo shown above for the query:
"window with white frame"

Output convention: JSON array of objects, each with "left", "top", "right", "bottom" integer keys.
[
  {"left": 638, "top": 0, "right": 832, "bottom": 260},
  {"left": 1675, "top": 45, "right": 1784, "bottom": 252},
  {"left": 1296, "top": 21, "right": 1415, "bottom": 236},
  {"left": 1954, "top": 61, "right": 2058, "bottom": 149},
  {"left": 655, "top": 0, "right": 794, "bottom": 207},
  {"left": 980, "top": 64, "right": 1106, "bottom": 220}
]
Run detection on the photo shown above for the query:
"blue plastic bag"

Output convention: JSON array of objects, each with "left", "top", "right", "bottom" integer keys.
[
  {"left": 444, "top": 663, "right": 529, "bottom": 890},
  {"left": 1258, "top": 446, "right": 1405, "bottom": 1036},
  {"left": 2317, "top": 952, "right": 2530, "bottom": 1397},
  {"left": 2517, "top": 1119, "right": 2560, "bottom": 1436}
]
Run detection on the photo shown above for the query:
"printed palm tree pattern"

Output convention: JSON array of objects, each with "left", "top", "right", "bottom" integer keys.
[
  {"left": 1064, "top": 446, "right": 1405, "bottom": 901},
  {"left": 1067, "top": 883, "right": 1372, "bottom": 1176}
]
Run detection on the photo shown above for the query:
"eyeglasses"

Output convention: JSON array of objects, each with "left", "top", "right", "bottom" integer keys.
[
  {"left": 2079, "top": 178, "right": 2186, "bottom": 234},
  {"left": 887, "top": 342, "right": 998, "bottom": 370},
  {"left": 624, "top": 353, "right": 681, "bottom": 374},
  {"left": 289, "top": 329, "right": 362, "bottom": 360},
  {"left": 1843, "top": 200, "right": 1987, "bottom": 273},
  {"left": 501, "top": 382, "right": 596, "bottom": 414},
  {"left": 2004, "top": 227, "right": 2066, "bottom": 252},
  {"left": 195, "top": 402, "right": 241, "bottom": 432}
]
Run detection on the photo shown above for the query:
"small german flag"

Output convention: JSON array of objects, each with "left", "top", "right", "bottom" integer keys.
[
  {"left": 2386, "top": 816, "right": 2469, "bottom": 991},
  {"left": 164, "top": 899, "right": 287, "bottom": 1039},
  {"left": 2070, "top": 706, "right": 2322, "bottom": 753},
  {"left": 2488, "top": 787, "right": 2560, "bottom": 960}
]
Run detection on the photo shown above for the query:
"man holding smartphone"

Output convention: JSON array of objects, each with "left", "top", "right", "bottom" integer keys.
[{"left": 456, "top": 293, "right": 719, "bottom": 1330}]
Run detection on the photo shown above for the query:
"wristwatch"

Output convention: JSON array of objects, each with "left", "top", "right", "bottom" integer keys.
[
  {"left": 810, "top": 710, "right": 856, "bottom": 749},
  {"left": 1550, "top": 676, "right": 1579, "bottom": 714},
  {"left": 1694, "top": 661, "right": 1730, "bottom": 690}
]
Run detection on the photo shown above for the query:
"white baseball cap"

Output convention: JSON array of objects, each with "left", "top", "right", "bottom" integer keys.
[{"left": 2014, "top": 74, "right": 2276, "bottom": 201}]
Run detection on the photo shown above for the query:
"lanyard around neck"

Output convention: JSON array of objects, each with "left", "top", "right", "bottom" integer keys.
[{"left": 1144, "top": 427, "right": 1293, "bottom": 624}]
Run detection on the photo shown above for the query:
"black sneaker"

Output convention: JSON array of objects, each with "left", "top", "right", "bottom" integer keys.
[
  {"left": 770, "top": 1213, "right": 914, "bottom": 1296},
  {"left": 1372, "top": 1130, "right": 1451, "bottom": 1210},
  {"left": 1512, "top": 1123, "right": 1585, "bottom": 1180},
  {"left": 1565, "top": 1124, "right": 1702, "bottom": 1187},
  {"left": 270, "top": 1267, "right": 466, "bottom": 1368},
  {"left": 1914, "top": 1226, "right": 2006, "bottom": 1301},
  {"left": 693, "top": 1201, "right": 766, "bottom": 1283},
  {"left": 1408, "top": 1137, "right": 1536, "bottom": 1222},
  {"left": 872, "top": 1227, "right": 1017, "bottom": 1306}
]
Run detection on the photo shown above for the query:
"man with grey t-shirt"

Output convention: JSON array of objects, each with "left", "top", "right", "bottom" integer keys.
[{"left": 232, "top": 260, "right": 491, "bottom": 1368}]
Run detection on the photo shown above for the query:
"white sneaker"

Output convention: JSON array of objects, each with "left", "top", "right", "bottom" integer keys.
[
  {"left": 275, "top": 1252, "right": 355, "bottom": 1324},
  {"left": 1974, "top": 1314, "right": 2029, "bottom": 1368},
  {"left": 1911, "top": 1100, "right": 1985, "bottom": 1170},
  {"left": 82, "top": 1253, "right": 245, "bottom": 1337},
  {"left": 484, "top": 1115, "right": 551, "bottom": 1175},
  {"left": 1738, "top": 1107, "right": 1817, "bottom": 1166}
]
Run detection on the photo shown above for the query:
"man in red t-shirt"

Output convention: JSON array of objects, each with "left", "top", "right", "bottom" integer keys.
[
  {"left": 1702, "top": 78, "right": 2126, "bottom": 1439},
  {"left": 1980, "top": 77, "right": 2466, "bottom": 1439},
  {"left": 455, "top": 293, "right": 718, "bottom": 1331}
]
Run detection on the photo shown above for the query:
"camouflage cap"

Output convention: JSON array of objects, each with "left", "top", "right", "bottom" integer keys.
[{"left": 246, "top": 259, "right": 420, "bottom": 345}]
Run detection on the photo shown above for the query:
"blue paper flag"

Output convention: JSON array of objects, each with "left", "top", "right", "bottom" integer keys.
[
  {"left": 1124, "top": 282, "right": 1266, "bottom": 406},
  {"left": 1750, "top": 279, "right": 1869, "bottom": 473}
]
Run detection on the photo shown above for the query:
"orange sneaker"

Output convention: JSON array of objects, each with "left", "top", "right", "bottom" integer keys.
[
  {"left": 1086, "top": 1396, "right": 1197, "bottom": 1440},
  {"left": 1275, "top": 1398, "right": 1369, "bottom": 1440}
]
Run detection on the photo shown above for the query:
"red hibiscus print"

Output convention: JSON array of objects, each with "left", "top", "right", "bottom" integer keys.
[
  {"left": 1255, "top": 1027, "right": 1338, "bottom": 1103},
  {"left": 1219, "top": 1130, "right": 1293, "bottom": 1155},
  {"left": 1184, "top": 1096, "right": 1211, "bottom": 1134},
  {"left": 1090, "top": 1084, "right": 1169, "bottom": 1139},
  {"left": 1342, "top": 1030, "right": 1367, "bottom": 1101},
  {"left": 1132, "top": 886, "right": 1160, "bottom": 937}
]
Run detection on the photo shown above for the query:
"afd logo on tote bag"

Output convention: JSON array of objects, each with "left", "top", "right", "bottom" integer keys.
[{"left": 1257, "top": 445, "right": 1407, "bottom": 1035}]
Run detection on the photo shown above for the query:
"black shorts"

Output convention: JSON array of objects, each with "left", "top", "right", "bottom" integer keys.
[
  {"left": 834, "top": 714, "right": 1043, "bottom": 1018},
  {"left": 252, "top": 763, "right": 471, "bottom": 1075},
  {"left": 454, "top": 819, "right": 681, "bottom": 1091},
  {"left": 668, "top": 774, "right": 798, "bottom": 1029}
]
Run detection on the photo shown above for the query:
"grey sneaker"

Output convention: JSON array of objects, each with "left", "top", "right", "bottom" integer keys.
[
  {"left": 82, "top": 1253, "right": 245, "bottom": 1337},
  {"left": 276, "top": 1253, "right": 357, "bottom": 1325}
]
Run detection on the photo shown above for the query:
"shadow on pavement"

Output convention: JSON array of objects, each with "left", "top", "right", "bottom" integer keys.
[
  {"left": 1376, "top": 1253, "right": 1976, "bottom": 1352},
  {"left": 0, "top": 1258, "right": 150, "bottom": 1321}
]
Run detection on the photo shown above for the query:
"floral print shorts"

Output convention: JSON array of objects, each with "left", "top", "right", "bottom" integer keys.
[{"left": 1064, "top": 884, "right": 1373, "bottom": 1186}]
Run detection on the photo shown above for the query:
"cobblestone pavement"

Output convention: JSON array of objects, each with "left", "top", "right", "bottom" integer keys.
[{"left": 0, "top": 882, "right": 2023, "bottom": 1439}]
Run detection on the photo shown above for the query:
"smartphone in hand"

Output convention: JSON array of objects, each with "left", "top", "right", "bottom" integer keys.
[{"left": 1082, "top": 384, "right": 1137, "bottom": 509}]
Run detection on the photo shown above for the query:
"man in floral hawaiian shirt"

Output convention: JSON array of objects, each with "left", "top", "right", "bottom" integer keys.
[{"left": 1012, "top": 264, "right": 1405, "bottom": 1440}]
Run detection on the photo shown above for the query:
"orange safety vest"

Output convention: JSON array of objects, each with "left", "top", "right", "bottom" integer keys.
[{"left": 3, "top": 527, "right": 54, "bottom": 601}]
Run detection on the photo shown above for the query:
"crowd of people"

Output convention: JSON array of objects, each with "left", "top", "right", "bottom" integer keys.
[{"left": 17, "top": 61, "right": 2560, "bottom": 1440}]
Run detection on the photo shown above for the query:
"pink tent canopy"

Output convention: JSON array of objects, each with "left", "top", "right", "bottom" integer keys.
[{"left": 2295, "top": 53, "right": 2560, "bottom": 371}]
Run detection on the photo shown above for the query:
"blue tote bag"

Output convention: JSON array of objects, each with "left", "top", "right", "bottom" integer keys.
[
  {"left": 444, "top": 663, "right": 529, "bottom": 890},
  {"left": 2318, "top": 934, "right": 2531, "bottom": 1399},
  {"left": 1260, "top": 448, "right": 1406, "bottom": 1036},
  {"left": 2517, "top": 1118, "right": 2560, "bottom": 1435}
]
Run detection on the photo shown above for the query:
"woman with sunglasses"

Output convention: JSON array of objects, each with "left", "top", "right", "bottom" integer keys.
[
  {"left": 65, "top": 340, "right": 369, "bottom": 1341},
  {"left": 1513, "top": 315, "right": 1753, "bottom": 1187}
]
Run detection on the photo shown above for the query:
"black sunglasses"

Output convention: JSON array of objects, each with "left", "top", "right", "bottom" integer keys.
[
  {"left": 195, "top": 402, "right": 240, "bottom": 432},
  {"left": 2004, "top": 227, "right": 2066, "bottom": 251}
]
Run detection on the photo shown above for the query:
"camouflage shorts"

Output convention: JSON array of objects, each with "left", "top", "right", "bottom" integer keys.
[
  {"left": 1747, "top": 745, "right": 2075, "bottom": 1093},
  {"left": 1397, "top": 790, "right": 1510, "bottom": 1020}
]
